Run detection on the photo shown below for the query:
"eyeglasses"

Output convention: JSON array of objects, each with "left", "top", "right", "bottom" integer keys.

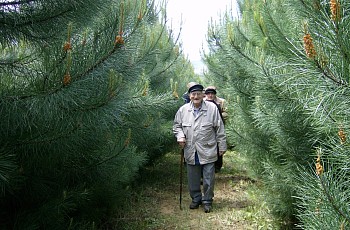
[{"left": 190, "top": 92, "right": 203, "bottom": 96}]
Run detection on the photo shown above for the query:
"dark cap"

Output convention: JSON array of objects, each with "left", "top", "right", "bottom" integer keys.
[
  {"left": 188, "top": 84, "right": 204, "bottom": 93},
  {"left": 205, "top": 88, "right": 217, "bottom": 94}
]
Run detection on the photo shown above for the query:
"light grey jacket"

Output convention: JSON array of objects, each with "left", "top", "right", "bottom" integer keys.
[{"left": 173, "top": 100, "right": 227, "bottom": 165}]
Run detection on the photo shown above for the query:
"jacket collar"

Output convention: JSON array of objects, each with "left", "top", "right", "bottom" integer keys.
[{"left": 188, "top": 101, "right": 208, "bottom": 111}]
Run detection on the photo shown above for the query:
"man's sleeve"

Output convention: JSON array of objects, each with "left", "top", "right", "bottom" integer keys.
[
  {"left": 215, "top": 109, "right": 227, "bottom": 151},
  {"left": 173, "top": 109, "right": 185, "bottom": 141}
]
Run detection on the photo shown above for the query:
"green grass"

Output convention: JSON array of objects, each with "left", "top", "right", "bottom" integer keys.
[{"left": 112, "top": 150, "right": 281, "bottom": 229}]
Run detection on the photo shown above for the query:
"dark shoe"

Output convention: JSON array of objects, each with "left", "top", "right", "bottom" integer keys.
[
  {"left": 215, "top": 168, "right": 221, "bottom": 173},
  {"left": 203, "top": 204, "right": 212, "bottom": 213},
  {"left": 189, "top": 201, "right": 202, "bottom": 209}
]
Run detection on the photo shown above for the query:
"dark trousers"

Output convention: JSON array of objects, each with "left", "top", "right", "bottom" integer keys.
[
  {"left": 215, "top": 145, "right": 223, "bottom": 171},
  {"left": 215, "top": 153, "right": 223, "bottom": 170}
]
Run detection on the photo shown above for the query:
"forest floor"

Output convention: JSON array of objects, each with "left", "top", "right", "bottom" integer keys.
[{"left": 114, "top": 150, "right": 279, "bottom": 229}]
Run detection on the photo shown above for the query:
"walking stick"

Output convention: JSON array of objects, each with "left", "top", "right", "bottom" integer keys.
[{"left": 179, "top": 148, "right": 184, "bottom": 210}]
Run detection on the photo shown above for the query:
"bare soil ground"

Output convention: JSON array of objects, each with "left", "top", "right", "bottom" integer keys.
[{"left": 115, "top": 151, "right": 277, "bottom": 229}]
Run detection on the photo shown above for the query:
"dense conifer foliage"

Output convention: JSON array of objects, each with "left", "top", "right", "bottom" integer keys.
[
  {"left": 204, "top": 0, "right": 350, "bottom": 229},
  {"left": 0, "top": 0, "right": 193, "bottom": 228}
]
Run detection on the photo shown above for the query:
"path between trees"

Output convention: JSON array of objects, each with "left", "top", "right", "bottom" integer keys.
[{"left": 115, "top": 151, "right": 276, "bottom": 229}]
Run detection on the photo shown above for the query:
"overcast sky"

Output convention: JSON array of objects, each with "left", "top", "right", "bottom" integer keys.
[{"left": 157, "top": 0, "right": 238, "bottom": 74}]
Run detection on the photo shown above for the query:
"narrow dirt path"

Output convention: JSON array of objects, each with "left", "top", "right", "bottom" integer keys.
[{"left": 115, "top": 151, "right": 274, "bottom": 229}]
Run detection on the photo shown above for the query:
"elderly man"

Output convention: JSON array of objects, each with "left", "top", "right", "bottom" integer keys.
[{"left": 173, "top": 84, "right": 227, "bottom": 213}]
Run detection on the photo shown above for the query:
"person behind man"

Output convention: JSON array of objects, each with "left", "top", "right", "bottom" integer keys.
[
  {"left": 182, "top": 81, "right": 198, "bottom": 104},
  {"left": 204, "top": 86, "right": 228, "bottom": 122},
  {"left": 173, "top": 84, "right": 227, "bottom": 213},
  {"left": 204, "top": 86, "right": 228, "bottom": 173}
]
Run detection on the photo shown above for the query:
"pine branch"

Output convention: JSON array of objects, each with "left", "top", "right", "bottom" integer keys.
[
  {"left": 91, "top": 143, "right": 127, "bottom": 168},
  {"left": 319, "top": 175, "right": 350, "bottom": 224}
]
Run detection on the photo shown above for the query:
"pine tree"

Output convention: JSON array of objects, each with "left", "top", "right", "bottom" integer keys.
[
  {"left": 0, "top": 0, "right": 191, "bottom": 228},
  {"left": 205, "top": 0, "right": 350, "bottom": 229}
]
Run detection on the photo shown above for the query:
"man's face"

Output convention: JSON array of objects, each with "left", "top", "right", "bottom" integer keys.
[
  {"left": 205, "top": 92, "right": 216, "bottom": 101},
  {"left": 190, "top": 91, "right": 204, "bottom": 106}
]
